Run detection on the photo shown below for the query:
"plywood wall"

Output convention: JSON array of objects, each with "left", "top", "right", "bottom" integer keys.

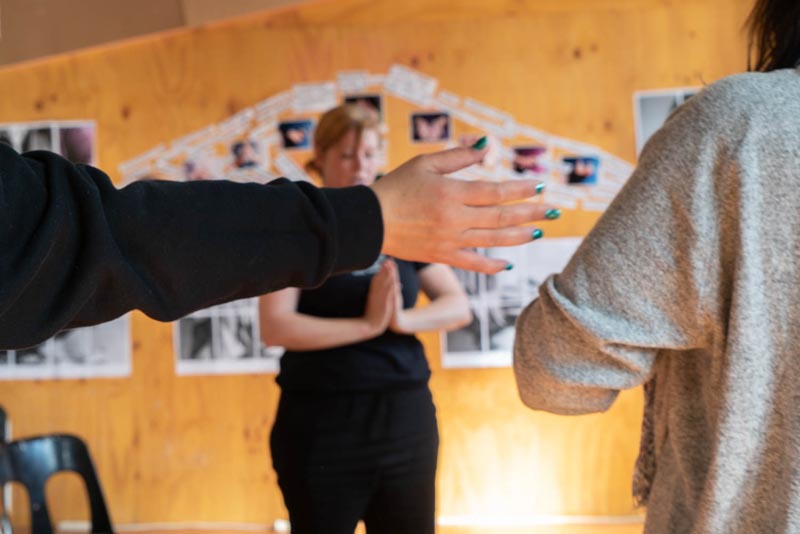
[
  {"left": 0, "top": 0, "right": 752, "bottom": 526},
  {"left": 0, "top": 0, "right": 314, "bottom": 67}
]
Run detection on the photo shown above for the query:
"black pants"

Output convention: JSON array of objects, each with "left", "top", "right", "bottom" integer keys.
[{"left": 270, "top": 386, "right": 439, "bottom": 534}]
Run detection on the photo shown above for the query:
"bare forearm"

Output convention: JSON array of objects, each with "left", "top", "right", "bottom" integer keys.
[
  {"left": 261, "top": 314, "right": 380, "bottom": 351},
  {"left": 397, "top": 294, "right": 471, "bottom": 333}
]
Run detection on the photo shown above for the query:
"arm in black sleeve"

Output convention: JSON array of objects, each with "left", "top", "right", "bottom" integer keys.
[{"left": 0, "top": 145, "right": 382, "bottom": 349}]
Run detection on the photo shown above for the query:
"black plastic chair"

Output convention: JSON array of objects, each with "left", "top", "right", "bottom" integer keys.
[
  {"left": 0, "top": 405, "right": 10, "bottom": 534},
  {"left": 0, "top": 434, "right": 113, "bottom": 534},
  {"left": 0, "top": 406, "right": 6, "bottom": 443}
]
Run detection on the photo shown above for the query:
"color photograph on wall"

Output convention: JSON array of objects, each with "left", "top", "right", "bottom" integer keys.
[{"left": 410, "top": 111, "right": 451, "bottom": 143}]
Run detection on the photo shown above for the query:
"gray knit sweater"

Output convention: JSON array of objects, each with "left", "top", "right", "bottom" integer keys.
[{"left": 514, "top": 68, "right": 800, "bottom": 534}]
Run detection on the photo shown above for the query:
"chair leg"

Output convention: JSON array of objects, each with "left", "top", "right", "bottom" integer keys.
[{"left": 0, "top": 513, "right": 12, "bottom": 534}]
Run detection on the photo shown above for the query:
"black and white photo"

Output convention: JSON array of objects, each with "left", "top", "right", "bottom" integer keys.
[
  {"left": 175, "top": 298, "right": 283, "bottom": 376},
  {"left": 442, "top": 238, "right": 582, "bottom": 368}
]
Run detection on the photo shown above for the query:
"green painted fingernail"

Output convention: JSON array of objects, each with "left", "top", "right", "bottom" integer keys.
[
  {"left": 532, "top": 229, "right": 544, "bottom": 240},
  {"left": 471, "top": 136, "right": 488, "bottom": 150},
  {"left": 505, "top": 263, "right": 514, "bottom": 271},
  {"left": 545, "top": 209, "right": 561, "bottom": 220},
  {"left": 535, "top": 183, "right": 546, "bottom": 194}
]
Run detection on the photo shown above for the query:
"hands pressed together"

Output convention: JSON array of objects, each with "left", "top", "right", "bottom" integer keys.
[{"left": 362, "top": 259, "right": 412, "bottom": 336}]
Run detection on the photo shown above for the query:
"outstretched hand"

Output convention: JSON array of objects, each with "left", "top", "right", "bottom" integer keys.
[{"left": 370, "top": 145, "right": 556, "bottom": 274}]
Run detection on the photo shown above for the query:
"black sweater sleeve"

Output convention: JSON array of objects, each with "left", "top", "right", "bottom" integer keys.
[{"left": 0, "top": 145, "right": 382, "bottom": 349}]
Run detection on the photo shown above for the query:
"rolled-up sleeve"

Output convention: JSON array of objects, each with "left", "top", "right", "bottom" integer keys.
[{"left": 513, "top": 85, "right": 734, "bottom": 415}]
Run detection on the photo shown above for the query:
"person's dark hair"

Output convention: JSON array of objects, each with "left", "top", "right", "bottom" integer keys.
[{"left": 747, "top": 0, "right": 800, "bottom": 72}]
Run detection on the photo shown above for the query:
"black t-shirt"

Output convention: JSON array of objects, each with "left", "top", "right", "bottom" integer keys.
[{"left": 276, "top": 256, "right": 431, "bottom": 392}]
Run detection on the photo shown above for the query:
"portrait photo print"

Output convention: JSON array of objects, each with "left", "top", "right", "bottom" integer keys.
[
  {"left": 278, "top": 119, "right": 314, "bottom": 150},
  {"left": 410, "top": 111, "right": 451, "bottom": 143},
  {"left": 564, "top": 156, "right": 600, "bottom": 185}
]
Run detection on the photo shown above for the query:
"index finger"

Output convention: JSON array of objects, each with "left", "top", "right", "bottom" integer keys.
[
  {"left": 424, "top": 146, "right": 489, "bottom": 174},
  {"left": 446, "top": 249, "right": 511, "bottom": 274}
]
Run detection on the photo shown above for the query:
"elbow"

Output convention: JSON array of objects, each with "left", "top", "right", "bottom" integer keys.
[
  {"left": 517, "top": 386, "right": 583, "bottom": 415},
  {"left": 260, "top": 315, "right": 309, "bottom": 351},
  {"left": 259, "top": 316, "right": 290, "bottom": 347},
  {"left": 516, "top": 377, "right": 618, "bottom": 416},
  {"left": 429, "top": 294, "right": 473, "bottom": 332},
  {"left": 513, "top": 352, "right": 618, "bottom": 416},
  {"left": 450, "top": 296, "right": 473, "bottom": 330},
  {"left": 451, "top": 309, "right": 473, "bottom": 330},
  {"left": 517, "top": 386, "right": 547, "bottom": 412},
  {"left": 514, "top": 369, "right": 551, "bottom": 412}
]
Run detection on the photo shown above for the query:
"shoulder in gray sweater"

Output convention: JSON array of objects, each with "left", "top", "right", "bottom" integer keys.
[{"left": 513, "top": 68, "right": 800, "bottom": 534}]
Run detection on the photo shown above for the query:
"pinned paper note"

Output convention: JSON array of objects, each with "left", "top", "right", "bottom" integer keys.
[
  {"left": 292, "top": 82, "right": 338, "bottom": 114},
  {"left": 384, "top": 64, "right": 438, "bottom": 106}
]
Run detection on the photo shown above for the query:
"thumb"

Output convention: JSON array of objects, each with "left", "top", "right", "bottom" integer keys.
[{"left": 423, "top": 146, "right": 488, "bottom": 175}]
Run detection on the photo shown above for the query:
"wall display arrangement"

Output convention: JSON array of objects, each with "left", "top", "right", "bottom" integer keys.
[
  {"left": 634, "top": 87, "right": 699, "bottom": 155},
  {"left": 0, "top": 121, "right": 132, "bottom": 381},
  {"left": 119, "top": 64, "right": 635, "bottom": 372}
]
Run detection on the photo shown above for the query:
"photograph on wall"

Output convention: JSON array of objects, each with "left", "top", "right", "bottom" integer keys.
[
  {"left": 59, "top": 123, "right": 96, "bottom": 164},
  {"left": 0, "top": 124, "right": 40, "bottom": 152},
  {"left": 442, "top": 238, "right": 582, "bottom": 368},
  {"left": 278, "top": 119, "right": 314, "bottom": 150},
  {"left": 634, "top": 87, "right": 699, "bottom": 155},
  {"left": 0, "top": 120, "right": 130, "bottom": 381},
  {"left": 230, "top": 138, "right": 262, "bottom": 169},
  {"left": 0, "top": 121, "right": 96, "bottom": 163},
  {"left": 174, "top": 298, "right": 284, "bottom": 376},
  {"left": 0, "top": 316, "right": 131, "bottom": 380},
  {"left": 344, "top": 94, "right": 383, "bottom": 120},
  {"left": 512, "top": 146, "right": 548, "bottom": 174},
  {"left": 564, "top": 155, "right": 600, "bottom": 185},
  {"left": 0, "top": 128, "right": 13, "bottom": 147},
  {"left": 183, "top": 154, "right": 220, "bottom": 181},
  {"left": 21, "top": 126, "right": 54, "bottom": 152},
  {"left": 410, "top": 111, "right": 451, "bottom": 143}
]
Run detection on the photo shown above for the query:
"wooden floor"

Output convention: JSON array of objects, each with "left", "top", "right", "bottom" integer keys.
[
  {"left": 54, "top": 522, "right": 646, "bottom": 534},
  {"left": 354, "top": 524, "right": 645, "bottom": 534},
  {"left": 438, "top": 526, "right": 643, "bottom": 534}
]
